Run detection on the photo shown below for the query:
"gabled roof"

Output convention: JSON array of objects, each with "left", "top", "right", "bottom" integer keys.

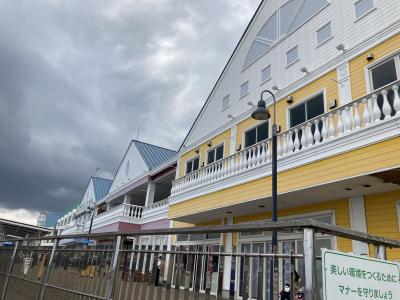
[
  {"left": 92, "top": 176, "right": 112, "bottom": 201},
  {"left": 133, "top": 140, "right": 177, "bottom": 170}
]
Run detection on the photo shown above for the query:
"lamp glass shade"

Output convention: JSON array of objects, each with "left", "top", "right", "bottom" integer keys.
[{"left": 251, "top": 99, "right": 271, "bottom": 120}]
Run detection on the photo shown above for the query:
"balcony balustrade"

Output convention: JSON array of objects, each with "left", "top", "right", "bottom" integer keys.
[{"left": 171, "top": 81, "right": 400, "bottom": 196}]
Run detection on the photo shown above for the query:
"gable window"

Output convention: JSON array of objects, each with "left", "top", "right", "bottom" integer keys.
[
  {"left": 316, "top": 22, "right": 332, "bottom": 46},
  {"left": 240, "top": 81, "right": 249, "bottom": 98},
  {"left": 222, "top": 95, "right": 230, "bottom": 109},
  {"left": 354, "top": 0, "right": 375, "bottom": 20},
  {"left": 287, "top": 45, "right": 299, "bottom": 67},
  {"left": 185, "top": 156, "right": 199, "bottom": 175},
  {"left": 261, "top": 65, "right": 272, "bottom": 83},
  {"left": 244, "top": 122, "right": 269, "bottom": 148},
  {"left": 290, "top": 92, "right": 324, "bottom": 128},
  {"left": 207, "top": 144, "right": 224, "bottom": 164}
]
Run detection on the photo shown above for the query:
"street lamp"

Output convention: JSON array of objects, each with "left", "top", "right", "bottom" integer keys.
[{"left": 251, "top": 89, "right": 278, "bottom": 299}]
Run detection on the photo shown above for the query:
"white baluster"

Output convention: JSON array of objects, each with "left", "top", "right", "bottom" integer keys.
[
  {"left": 260, "top": 141, "right": 266, "bottom": 164},
  {"left": 266, "top": 141, "right": 271, "bottom": 162},
  {"left": 321, "top": 116, "right": 328, "bottom": 141},
  {"left": 337, "top": 110, "right": 344, "bottom": 135},
  {"left": 306, "top": 122, "right": 314, "bottom": 146},
  {"left": 277, "top": 136, "right": 282, "bottom": 157},
  {"left": 287, "top": 131, "right": 294, "bottom": 153},
  {"left": 313, "top": 119, "right": 321, "bottom": 144},
  {"left": 362, "top": 98, "right": 371, "bottom": 126},
  {"left": 328, "top": 113, "right": 335, "bottom": 139},
  {"left": 281, "top": 134, "right": 288, "bottom": 156},
  {"left": 252, "top": 145, "right": 258, "bottom": 167},
  {"left": 238, "top": 151, "right": 244, "bottom": 171},
  {"left": 372, "top": 93, "right": 381, "bottom": 122},
  {"left": 293, "top": 129, "right": 300, "bottom": 151},
  {"left": 393, "top": 85, "right": 400, "bottom": 115},
  {"left": 353, "top": 102, "right": 361, "bottom": 129},
  {"left": 256, "top": 144, "right": 261, "bottom": 166},
  {"left": 300, "top": 126, "right": 306, "bottom": 148},
  {"left": 381, "top": 89, "right": 392, "bottom": 119},
  {"left": 243, "top": 149, "right": 249, "bottom": 170},
  {"left": 344, "top": 106, "right": 352, "bottom": 132}
]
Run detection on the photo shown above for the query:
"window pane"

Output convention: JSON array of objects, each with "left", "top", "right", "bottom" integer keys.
[
  {"left": 261, "top": 65, "right": 272, "bottom": 83},
  {"left": 371, "top": 58, "right": 397, "bottom": 90},
  {"left": 193, "top": 157, "right": 199, "bottom": 171},
  {"left": 215, "top": 145, "right": 224, "bottom": 161},
  {"left": 306, "top": 93, "right": 324, "bottom": 120},
  {"left": 317, "top": 22, "right": 331, "bottom": 45},
  {"left": 240, "top": 81, "right": 249, "bottom": 97},
  {"left": 207, "top": 149, "right": 215, "bottom": 164},
  {"left": 355, "top": 0, "right": 374, "bottom": 19},
  {"left": 287, "top": 45, "right": 298, "bottom": 66},
  {"left": 222, "top": 95, "right": 230, "bottom": 109},
  {"left": 290, "top": 103, "right": 306, "bottom": 127},
  {"left": 186, "top": 161, "right": 193, "bottom": 174},
  {"left": 245, "top": 128, "right": 257, "bottom": 147},
  {"left": 256, "top": 122, "right": 269, "bottom": 142}
]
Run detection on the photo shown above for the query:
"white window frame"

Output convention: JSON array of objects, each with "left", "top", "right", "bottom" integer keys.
[
  {"left": 354, "top": 0, "right": 376, "bottom": 22},
  {"left": 286, "top": 45, "right": 299, "bottom": 68},
  {"left": 242, "top": 121, "right": 269, "bottom": 149},
  {"left": 286, "top": 88, "right": 327, "bottom": 130},
  {"left": 185, "top": 156, "right": 200, "bottom": 175},
  {"left": 206, "top": 142, "right": 225, "bottom": 165},
  {"left": 261, "top": 64, "right": 272, "bottom": 84},
  {"left": 240, "top": 80, "right": 250, "bottom": 98},
  {"left": 316, "top": 21, "right": 333, "bottom": 47},
  {"left": 364, "top": 49, "right": 400, "bottom": 93},
  {"left": 222, "top": 94, "right": 230, "bottom": 111}
]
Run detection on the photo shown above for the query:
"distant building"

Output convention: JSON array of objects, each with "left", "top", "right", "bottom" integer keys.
[{"left": 37, "top": 210, "right": 63, "bottom": 228}]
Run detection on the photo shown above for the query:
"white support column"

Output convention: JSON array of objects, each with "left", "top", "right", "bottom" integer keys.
[
  {"left": 349, "top": 196, "right": 369, "bottom": 255},
  {"left": 145, "top": 182, "right": 156, "bottom": 206},
  {"left": 337, "top": 62, "right": 352, "bottom": 105},
  {"left": 123, "top": 194, "right": 131, "bottom": 204},
  {"left": 163, "top": 220, "right": 174, "bottom": 284},
  {"left": 230, "top": 125, "right": 237, "bottom": 155},
  {"left": 222, "top": 217, "right": 233, "bottom": 297}
]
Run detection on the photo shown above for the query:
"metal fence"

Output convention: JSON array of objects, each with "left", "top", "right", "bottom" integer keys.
[{"left": 0, "top": 219, "right": 399, "bottom": 300}]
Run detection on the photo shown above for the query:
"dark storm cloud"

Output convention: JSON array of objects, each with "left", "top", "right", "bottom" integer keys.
[{"left": 0, "top": 0, "right": 259, "bottom": 222}]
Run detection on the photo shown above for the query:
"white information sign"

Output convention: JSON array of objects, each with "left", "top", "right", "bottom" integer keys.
[{"left": 322, "top": 249, "right": 400, "bottom": 300}]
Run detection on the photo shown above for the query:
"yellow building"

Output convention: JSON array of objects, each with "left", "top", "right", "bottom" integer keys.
[{"left": 167, "top": 0, "right": 400, "bottom": 297}]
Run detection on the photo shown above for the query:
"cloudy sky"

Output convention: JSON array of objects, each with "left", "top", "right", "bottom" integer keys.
[{"left": 0, "top": 0, "right": 260, "bottom": 224}]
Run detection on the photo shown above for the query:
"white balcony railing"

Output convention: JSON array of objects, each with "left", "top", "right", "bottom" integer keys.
[
  {"left": 142, "top": 199, "right": 169, "bottom": 219},
  {"left": 171, "top": 81, "right": 400, "bottom": 196}
]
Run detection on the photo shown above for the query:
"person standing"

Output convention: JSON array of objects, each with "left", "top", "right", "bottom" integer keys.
[
  {"left": 155, "top": 255, "right": 162, "bottom": 286},
  {"left": 279, "top": 283, "right": 291, "bottom": 300}
]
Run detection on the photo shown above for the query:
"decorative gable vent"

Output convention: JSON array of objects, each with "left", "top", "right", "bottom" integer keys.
[{"left": 243, "top": 0, "right": 329, "bottom": 69}]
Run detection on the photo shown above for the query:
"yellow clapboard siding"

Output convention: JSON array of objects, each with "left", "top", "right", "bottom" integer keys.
[
  {"left": 178, "top": 129, "right": 231, "bottom": 178},
  {"left": 169, "top": 137, "right": 400, "bottom": 219},
  {"left": 365, "top": 190, "right": 400, "bottom": 261},
  {"left": 350, "top": 33, "right": 400, "bottom": 99}
]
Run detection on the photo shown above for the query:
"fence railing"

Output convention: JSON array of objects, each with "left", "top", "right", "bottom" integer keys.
[
  {"left": 171, "top": 81, "right": 400, "bottom": 196},
  {"left": 1, "top": 220, "right": 399, "bottom": 300}
]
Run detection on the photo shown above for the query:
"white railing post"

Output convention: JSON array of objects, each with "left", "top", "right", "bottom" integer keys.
[{"left": 393, "top": 85, "right": 400, "bottom": 115}]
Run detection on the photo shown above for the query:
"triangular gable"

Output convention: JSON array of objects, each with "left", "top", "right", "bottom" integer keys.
[
  {"left": 108, "top": 141, "right": 149, "bottom": 194},
  {"left": 180, "top": 0, "right": 330, "bottom": 150}
]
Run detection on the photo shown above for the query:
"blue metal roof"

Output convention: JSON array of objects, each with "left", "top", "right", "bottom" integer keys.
[
  {"left": 133, "top": 140, "right": 177, "bottom": 170},
  {"left": 92, "top": 177, "right": 112, "bottom": 201}
]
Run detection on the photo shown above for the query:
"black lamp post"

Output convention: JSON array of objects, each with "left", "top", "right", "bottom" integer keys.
[{"left": 251, "top": 90, "right": 278, "bottom": 299}]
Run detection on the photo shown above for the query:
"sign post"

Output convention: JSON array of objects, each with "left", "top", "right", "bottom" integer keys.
[{"left": 322, "top": 249, "right": 400, "bottom": 299}]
